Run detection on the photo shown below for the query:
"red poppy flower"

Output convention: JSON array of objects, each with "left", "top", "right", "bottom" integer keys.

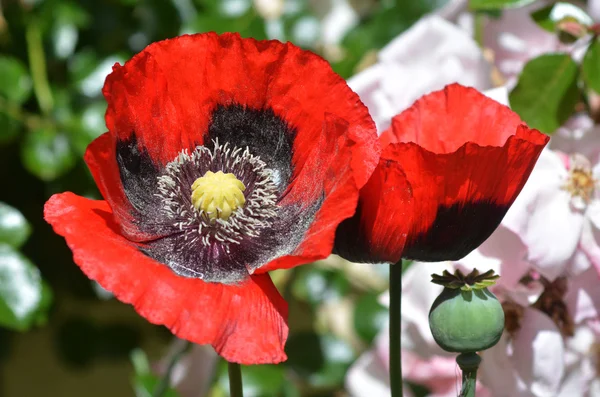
[
  {"left": 334, "top": 84, "right": 549, "bottom": 264},
  {"left": 44, "top": 33, "right": 379, "bottom": 364}
]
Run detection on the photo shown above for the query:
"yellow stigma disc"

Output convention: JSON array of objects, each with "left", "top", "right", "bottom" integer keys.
[{"left": 191, "top": 171, "right": 246, "bottom": 221}]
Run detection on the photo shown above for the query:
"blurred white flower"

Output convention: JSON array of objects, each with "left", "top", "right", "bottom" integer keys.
[
  {"left": 501, "top": 119, "right": 600, "bottom": 280},
  {"left": 348, "top": 15, "right": 492, "bottom": 133},
  {"left": 590, "top": 0, "right": 600, "bottom": 21},
  {"left": 482, "top": 1, "right": 600, "bottom": 85},
  {"left": 253, "top": 0, "right": 284, "bottom": 20}
]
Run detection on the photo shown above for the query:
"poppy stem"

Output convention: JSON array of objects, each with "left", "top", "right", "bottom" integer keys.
[
  {"left": 389, "top": 260, "right": 403, "bottom": 397},
  {"left": 228, "top": 361, "right": 244, "bottom": 397},
  {"left": 456, "top": 352, "right": 481, "bottom": 397}
]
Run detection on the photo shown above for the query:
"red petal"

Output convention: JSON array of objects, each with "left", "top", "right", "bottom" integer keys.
[
  {"left": 104, "top": 32, "right": 377, "bottom": 181},
  {"left": 84, "top": 132, "right": 147, "bottom": 240},
  {"left": 260, "top": 114, "right": 376, "bottom": 272},
  {"left": 336, "top": 84, "right": 550, "bottom": 263},
  {"left": 380, "top": 83, "right": 547, "bottom": 151},
  {"left": 44, "top": 192, "right": 288, "bottom": 364},
  {"left": 368, "top": 129, "right": 547, "bottom": 262}
]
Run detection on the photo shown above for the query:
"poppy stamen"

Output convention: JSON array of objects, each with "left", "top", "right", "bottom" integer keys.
[
  {"left": 191, "top": 171, "right": 246, "bottom": 221},
  {"left": 155, "top": 141, "right": 279, "bottom": 252}
]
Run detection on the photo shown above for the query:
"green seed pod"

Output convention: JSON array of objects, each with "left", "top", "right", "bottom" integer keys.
[{"left": 428, "top": 269, "right": 505, "bottom": 353}]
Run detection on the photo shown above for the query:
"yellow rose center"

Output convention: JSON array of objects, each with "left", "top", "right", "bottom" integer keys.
[{"left": 191, "top": 171, "right": 246, "bottom": 221}]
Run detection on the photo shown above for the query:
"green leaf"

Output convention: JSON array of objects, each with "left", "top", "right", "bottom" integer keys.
[
  {"left": 292, "top": 268, "right": 350, "bottom": 306},
  {"left": 333, "top": 0, "right": 449, "bottom": 78},
  {"left": 69, "top": 101, "right": 107, "bottom": 155},
  {"left": 583, "top": 38, "right": 600, "bottom": 94},
  {"left": 307, "top": 335, "right": 356, "bottom": 388},
  {"left": 0, "top": 245, "right": 52, "bottom": 331},
  {"left": 469, "top": 0, "right": 537, "bottom": 11},
  {"left": 214, "top": 360, "right": 291, "bottom": 397},
  {"left": 0, "top": 203, "right": 31, "bottom": 249},
  {"left": 182, "top": 8, "right": 267, "bottom": 40},
  {"left": 285, "top": 332, "right": 356, "bottom": 389},
  {"left": 0, "top": 112, "right": 22, "bottom": 145},
  {"left": 509, "top": 54, "right": 579, "bottom": 134},
  {"left": 242, "top": 365, "right": 286, "bottom": 397},
  {"left": 0, "top": 57, "right": 33, "bottom": 104},
  {"left": 130, "top": 349, "right": 181, "bottom": 397},
  {"left": 21, "top": 128, "right": 75, "bottom": 181},
  {"left": 133, "top": 375, "right": 182, "bottom": 397},
  {"left": 531, "top": 3, "right": 593, "bottom": 32},
  {"left": 354, "top": 293, "right": 388, "bottom": 344}
]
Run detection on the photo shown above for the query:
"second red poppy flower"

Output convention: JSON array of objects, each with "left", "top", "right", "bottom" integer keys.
[{"left": 335, "top": 84, "right": 549, "bottom": 264}]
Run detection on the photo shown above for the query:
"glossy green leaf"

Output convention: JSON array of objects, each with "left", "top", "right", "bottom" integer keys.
[
  {"left": 469, "top": 0, "right": 537, "bottom": 11},
  {"left": 354, "top": 293, "right": 388, "bottom": 344},
  {"left": 509, "top": 54, "right": 579, "bottom": 134},
  {"left": 583, "top": 38, "right": 600, "bottom": 94},
  {"left": 0, "top": 245, "right": 52, "bottom": 331},
  {"left": 0, "top": 203, "right": 31, "bottom": 249},
  {"left": 50, "top": 2, "right": 91, "bottom": 59},
  {"left": 0, "top": 57, "right": 33, "bottom": 104},
  {"left": 21, "top": 128, "right": 75, "bottom": 181},
  {"left": 531, "top": 2, "right": 593, "bottom": 32}
]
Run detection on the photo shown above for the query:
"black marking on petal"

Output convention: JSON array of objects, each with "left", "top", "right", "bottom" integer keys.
[
  {"left": 113, "top": 106, "right": 323, "bottom": 285},
  {"left": 205, "top": 104, "right": 296, "bottom": 193},
  {"left": 402, "top": 201, "right": 509, "bottom": 262},
  {"left": 333, "top": 204, "right": 380, "bottom": 264},
  {"left": 116, "top": 134, "right": 161, "bottom": 212}
]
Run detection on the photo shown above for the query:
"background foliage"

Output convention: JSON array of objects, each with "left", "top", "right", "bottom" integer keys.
[{"left": 1, "top": 0, "right": 598, "bottom": 395}]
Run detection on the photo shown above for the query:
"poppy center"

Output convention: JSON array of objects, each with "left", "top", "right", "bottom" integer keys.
[
  {"left": 563, "top": 154, "right": 596, "bottom": 203},
  {"left": 155, "top": 140, "right": 279, "bottom": 258},
  {"left": 191, "top": 171, "right": 246, "bottom": 221}
]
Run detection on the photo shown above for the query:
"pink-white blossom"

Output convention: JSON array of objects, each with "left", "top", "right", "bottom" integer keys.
[{"left": 348, "top": 15, "right": 492, "bottom": 133}]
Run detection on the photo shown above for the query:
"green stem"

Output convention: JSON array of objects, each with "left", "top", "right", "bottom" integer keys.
[
  {"left": 474, "top": 12, "right": 485, "bottom": 48},
  {"left": 25, "top": 18, "right": 53, "bottom": 115},
  {"left": 228, "top": 361, "right": 244, "bottom": 397},
  {"left": 152, "top": 340, "right": 190, "bottom": 397},
  {"left": 389, "top": 260, "right": 402, "bottom": 397},
  {"left": 456, "top": 352, "right": 481, "bottom": 397},
  {"left": 0, "top": 96, "right": 49, "bottom": 130}
]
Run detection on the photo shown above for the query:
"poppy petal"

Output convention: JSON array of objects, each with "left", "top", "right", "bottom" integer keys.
[
  {"left": 96, "top": 32, "right": 379, "bottom": 278},
  {"left": 85, "top": 132, "right": 157, "bottom": 241},
  {"left": 44, "top": 192, "right": 288, "bottom": 364},
  {"left": 103, "top": 32, "right": 377, "bottom": 185},
  {"left": 394, "top": 131, "right": 547, "bottom": 261},
  {"left": 259, "top": 114, "right": 374, "bottom": 272},
  {"left": 380, "top": 83, "right": 531, "bottom": 150},
  {"left": 335, "top": 84, "right": 549, "bottom": 263}
]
